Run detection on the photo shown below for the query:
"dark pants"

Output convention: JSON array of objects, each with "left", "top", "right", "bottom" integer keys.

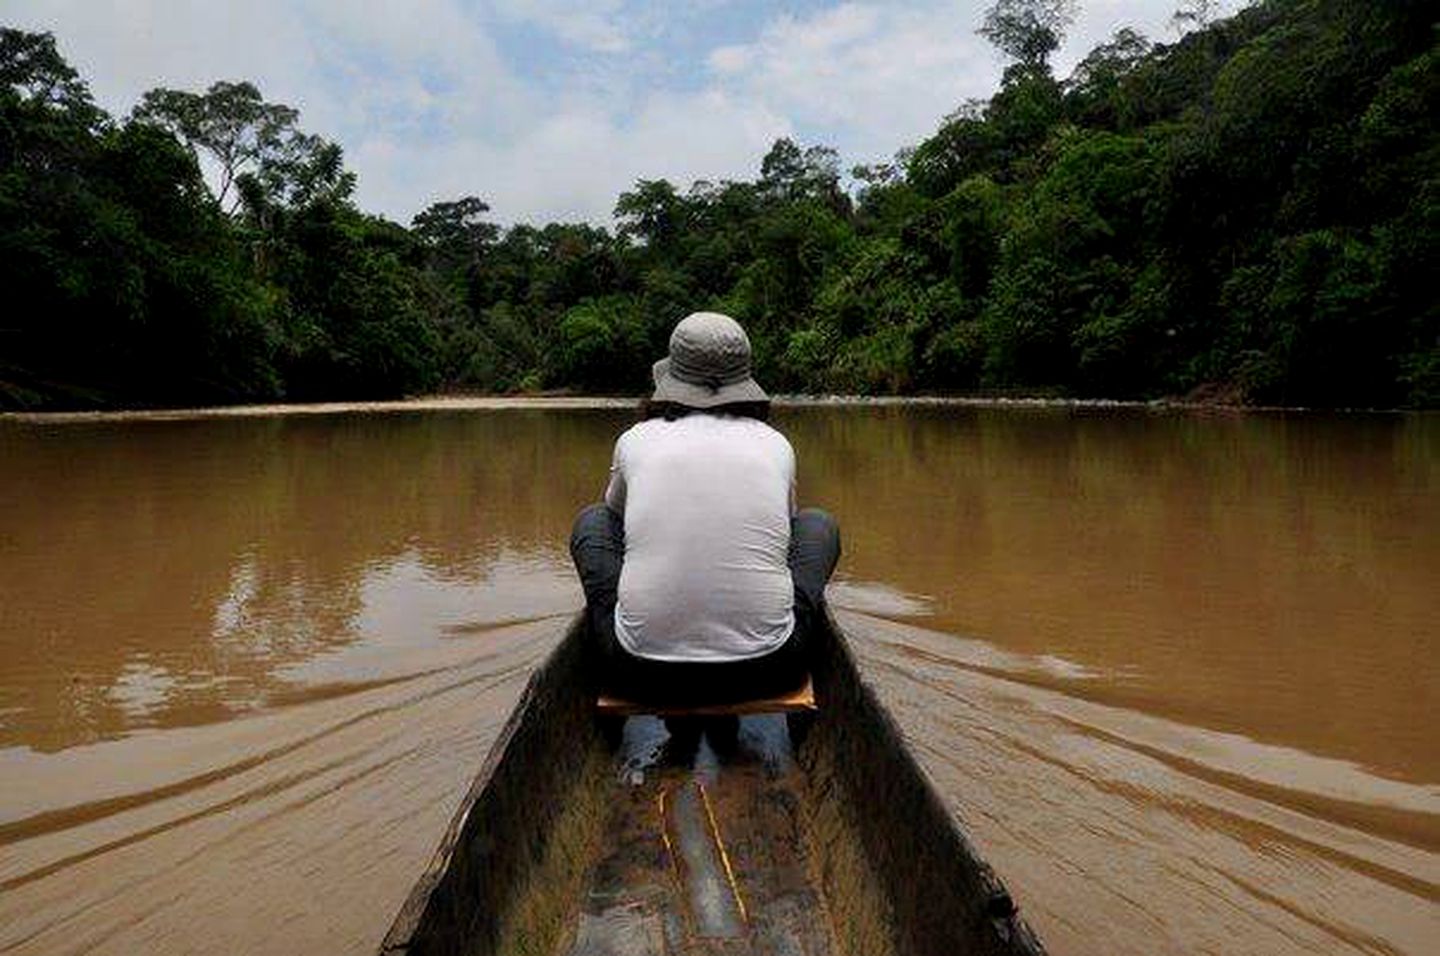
[{"left": 569, "top": 504, "right": 841, "bottom": 705}]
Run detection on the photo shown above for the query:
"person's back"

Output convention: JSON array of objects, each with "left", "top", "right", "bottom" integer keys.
[
  {"left": 609, "top": 413, "right": 795, "bottom": 661},
  {"left": 569, "top": 311, "right": 839, "bottom": 706}
]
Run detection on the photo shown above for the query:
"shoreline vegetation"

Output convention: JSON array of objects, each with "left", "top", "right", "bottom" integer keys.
[
  {"left": 3, "top": 1, "right": 1436, "bottom": 413},
  {"left": 3, "top": 392, "right": 1425, "bottom": 425}
]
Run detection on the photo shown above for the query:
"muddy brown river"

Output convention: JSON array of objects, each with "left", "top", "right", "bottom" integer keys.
[{"left": 1, "top": 401, "right": 1436, "bottom": 954}]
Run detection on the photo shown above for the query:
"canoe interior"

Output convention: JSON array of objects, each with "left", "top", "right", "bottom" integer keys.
[{"left": 380, "top": 612, "right": 1047, "bottom": 956}]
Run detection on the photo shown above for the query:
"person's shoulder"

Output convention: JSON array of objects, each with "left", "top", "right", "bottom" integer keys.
[
  {"left": 617, "top": 417, "right": 682, "bottom": 453},
  {"left": 727, "top": 417, "right": 793, "bottom": 456},
  {"left": 617, "top": 419, "right": 662, "bottom": 441},
  {"left": 613, "top": 419, "right": 652, "bottom": 456},
  {"left": 743, "top": 417, "right": 789, "bottom": 443},
  {"left": 770, "top": 425, "right": 796, "bottom": 463}
]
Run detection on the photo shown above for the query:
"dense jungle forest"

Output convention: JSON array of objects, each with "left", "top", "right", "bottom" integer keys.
[{"left": 1, "top": 0, "right": 1436, "bottom": 410}]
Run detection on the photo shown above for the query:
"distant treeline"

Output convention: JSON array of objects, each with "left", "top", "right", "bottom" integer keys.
[{"left": 1, "top": 0, "right": 1436, "bottom": 410}]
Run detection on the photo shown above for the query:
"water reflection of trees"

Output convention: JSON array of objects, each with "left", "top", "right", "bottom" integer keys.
[
  {"left": 779, "top": 406, "right": 1438, "bottom": 781},
  {"left": 0, "top": 410, "right": 627, "bottom": 751}
]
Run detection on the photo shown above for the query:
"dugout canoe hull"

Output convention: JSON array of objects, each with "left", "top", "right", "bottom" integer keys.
[{"left": 380, "top": 610, "right": 1047, "bottom": 956}]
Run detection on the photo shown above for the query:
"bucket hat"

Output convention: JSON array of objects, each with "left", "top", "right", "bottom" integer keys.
[{"left": 651, "top": 312, "right": 768, "bottom": 408}]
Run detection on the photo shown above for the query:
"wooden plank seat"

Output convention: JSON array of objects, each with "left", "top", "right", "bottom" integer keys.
[{"left": 595, "top": 674, "right": 817, "bottom": 717}]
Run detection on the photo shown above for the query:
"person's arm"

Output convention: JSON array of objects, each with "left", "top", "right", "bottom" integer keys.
[
  {"left": 786, "top": 436, "right": 798, "bottom": 516},
  {"left": 604, "top": 438, "right": 627, "bottom": 514}
]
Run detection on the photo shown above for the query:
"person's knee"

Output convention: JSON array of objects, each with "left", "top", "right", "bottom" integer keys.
[
  {"left": 794, "top": 507, "right": 840, "bottom": 552},
  {"left": 790, "top": 508, "right": 841, "bottom": 610},
  {"left": 570, "top": 502, "right": 617, "bottom": 553}
]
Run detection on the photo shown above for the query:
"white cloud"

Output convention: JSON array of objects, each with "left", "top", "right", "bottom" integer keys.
[
  {"left": 708, "top": 44, "right": 751, "bottom": 75},
  {"left": 702, "top": 3, "right": 998, "bottom": 164},
  {"left": 1053, "top": 0, "right": 1201, "bottom": 74},
  {"left": 5, "top": 1, "right": 1189, "bottom": 225},
  {"left": 354, "top": 88, "right": 791, "bottom": 224},
  {"left": 491, "top": 0, "right": 632, "bottom": 53},
  {"left": 703, "top": 0, "right": 1188, "bottom": 167}
]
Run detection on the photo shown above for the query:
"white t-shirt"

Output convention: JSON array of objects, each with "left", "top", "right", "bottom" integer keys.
[{"left": 605, "top": 414, "right": 796, "bottom": 662}]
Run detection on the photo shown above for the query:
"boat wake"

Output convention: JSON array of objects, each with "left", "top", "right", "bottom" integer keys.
[
  {"left": 0, "top": 619, "right": 560, "bottom": 956},
  {"left": 839, "top": 610, "right": 1440, "bottom": 956},
  {"left": 2, "top": 612, "right": 1435, "bottom": 955}
]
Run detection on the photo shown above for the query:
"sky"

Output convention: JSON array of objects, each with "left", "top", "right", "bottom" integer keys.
[{"left": 6, "top": 1, "right": 1205, "bottom": 226}]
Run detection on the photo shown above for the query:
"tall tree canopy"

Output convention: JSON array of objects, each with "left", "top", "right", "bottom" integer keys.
[
  {"left": 134, "top": 81, "right": 297, "bottom": 211},
  {"left": 978, "top": 0, "right": 1077, "bottom": 68}
]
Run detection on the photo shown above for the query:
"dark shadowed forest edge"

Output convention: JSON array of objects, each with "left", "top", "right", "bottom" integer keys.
[{"left": 2, "top": 0, "right": 1436, "bottom": 412}]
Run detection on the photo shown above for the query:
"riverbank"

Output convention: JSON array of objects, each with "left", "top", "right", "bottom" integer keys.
[{"left": 3, "top": 392, "right": 1421, "bottom": 425}]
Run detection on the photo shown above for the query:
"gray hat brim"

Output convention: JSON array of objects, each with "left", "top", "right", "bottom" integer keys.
[{"left": 651, "top": 357, "right": 769, "bottom": 408}]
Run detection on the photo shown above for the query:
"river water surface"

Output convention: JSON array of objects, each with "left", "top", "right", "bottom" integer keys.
[{"left": 1, "top": 402, "right": 1436, "bottom": 954}]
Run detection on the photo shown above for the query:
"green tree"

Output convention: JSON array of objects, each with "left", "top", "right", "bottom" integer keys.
[
  {"left": 1, "top": 29, "right": 280, "bottom": 408},
  {"left": 133, "top": 81, "right": 302, "bottom": 211},
  {"left": 978, "top": 0, "right": 1076, "bottom": 69},
  {"left": 1171, "top": 0, "right": 1225, "bottom": 36},
  {"left": 412, "top": 196, "right": 500, "bottom": 269},
  {"left": 555, "top": 296, "right": 648, "bottom": 392},
  {"left": 1065, "top": 28, "right": 1153, "bottom": 128},
  {"left": 759, "top": 138, "right": 849, "bottom": 212},
  {"left": 615, "top": 179, "right": 686, "bottom": 250},
  {"left": 5, "top": 0, "right": 1437, "bottom": 411}
]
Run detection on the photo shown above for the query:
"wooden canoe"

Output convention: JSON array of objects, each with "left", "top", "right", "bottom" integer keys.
[{"left": 379, "top": 609, "right": 1048, "bottom": 956}]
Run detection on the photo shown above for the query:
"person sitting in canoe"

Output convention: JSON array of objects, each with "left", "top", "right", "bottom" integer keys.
[{"left": 570, "top": 311, "right": 840, "bottom": 707}]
